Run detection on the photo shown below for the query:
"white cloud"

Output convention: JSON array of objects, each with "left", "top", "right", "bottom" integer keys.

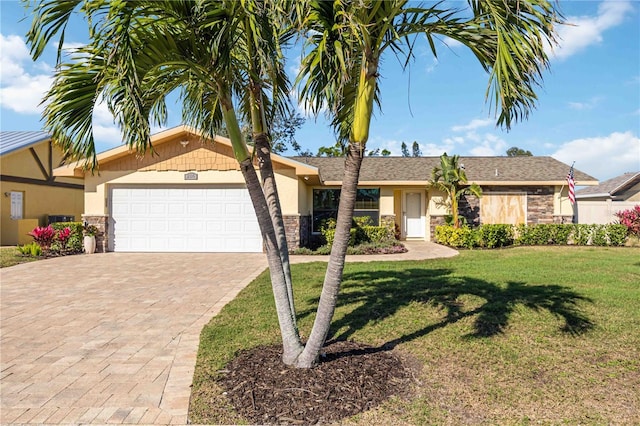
[
  {"left": 0, "top": 34, "right": 53, "bottom": 115},
  {"left": 551, "top": 131, "right": 640, "bottom": 180},
  {"left": 549, "top": 0, "right": 633, "bottom": 60},
  {"left": 568, "top": 96, "right": 602, "bottom": 110},
  {"left": 451, "top": 118, "right": 493, "bottom": 132},
  {"left": 467, "top": 133, "right": 508, "bottom": 156}
]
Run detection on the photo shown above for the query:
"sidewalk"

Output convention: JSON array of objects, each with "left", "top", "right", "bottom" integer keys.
[{"left": 290, "top": 240, "right": 458, "bottom": 264}]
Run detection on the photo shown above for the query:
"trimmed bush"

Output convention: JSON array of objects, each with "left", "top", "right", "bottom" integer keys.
[
  {"left": 608, "top": 224, "right": 628, "bottom": 246},
  {"left": 572, "top": 224, "right": 593, "bottom": 246},
  {"left": 439, "top": 223, "right": 628, "bottom": 249},
  {"left": 477, "top": 224, "right": 513, "bottom": 248},
  {"left": 51, "top": 222, "right": 84, "bottom": 253},
  {"left": 321, "top": 216, "right": 394, "bottom": 248},
  {"left": 435, "top": 225, "right": 477, "bottom": 249}
]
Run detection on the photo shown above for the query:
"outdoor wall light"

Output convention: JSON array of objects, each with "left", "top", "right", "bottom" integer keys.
[{"left": 180, "top": 140, "right": 190, "bottom": 148}]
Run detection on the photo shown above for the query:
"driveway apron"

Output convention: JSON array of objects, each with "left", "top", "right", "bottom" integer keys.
[{"left": 1, "top": 252, "right": 267, "bottom": 425}]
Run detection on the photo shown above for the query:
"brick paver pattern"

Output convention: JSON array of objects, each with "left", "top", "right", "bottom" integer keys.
[
  {"left": 0, "top": 242, "right": 456, "bottom": 425},
  {"left": 1, "top": 252, "right": 267, "bottom": 425}
]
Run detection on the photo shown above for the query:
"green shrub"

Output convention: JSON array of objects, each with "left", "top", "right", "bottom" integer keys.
[
  {"left": 607, "top": 224, "right": 628, "bottom": 246},
  {"left": 51, "top": 222, "right": 84, "bottom": 253},
  {"left": 591, "top": 225, "right": 609, "bottom": 246},
  {"left": 18, "top": 242, "right": 42, "bottom": 257},
  {"left": 549, "top": 224, "right": 572, "bottom": 245},
  {"left": 435, "top": 225, "right": 477, "bottom": 249},
  {"left": 435, "top": 225, "right": 453, "bottom": 245},
  {"left": 361, "top": 225, "right": 394, "bottom": 244},
  {"left": 321, "top": 216, "right": 392, "bottom": 248},
  {"left": 572, "top": 224, "right": 593, "bottom": 246},
  {"left": 477, "top": 224, "right": 513, "bottom": 248}
]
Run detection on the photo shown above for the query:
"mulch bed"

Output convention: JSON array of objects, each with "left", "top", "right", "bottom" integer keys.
[{"left": 217, "top": 340, "right": 420, "bottom": 425}]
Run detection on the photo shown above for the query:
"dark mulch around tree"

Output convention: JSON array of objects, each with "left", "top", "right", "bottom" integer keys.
[{"left": 217, "top": 341, "right": 420, "bottom": 425}]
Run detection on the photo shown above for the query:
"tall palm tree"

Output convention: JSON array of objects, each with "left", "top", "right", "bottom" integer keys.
[
  {"left": 430, "top": 153, "right": 483, "bottom": 228},
  {"left": 26, "top": 0, "right": 304, "bottom": 363},
  {"left": 293, "top": 0, "right": 561, "bottom": 367},
  {"left": 27, "top": 0, "right": 563, "bottom": 369}
]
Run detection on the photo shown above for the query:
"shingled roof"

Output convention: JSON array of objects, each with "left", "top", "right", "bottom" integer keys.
[
  {"left": 576, "top": 172, "right": 640, "bottom": 198},
  {"left": 290, "top": 156, "right": 598, "bottom": 185}
]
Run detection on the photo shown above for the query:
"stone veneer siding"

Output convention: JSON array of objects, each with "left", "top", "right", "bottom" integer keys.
[
  {"left": 81, "top": 214, "right": 109, "bottom": 253},
  {"left": 283, "top": 215, "right": 310, "bottom": 251}
]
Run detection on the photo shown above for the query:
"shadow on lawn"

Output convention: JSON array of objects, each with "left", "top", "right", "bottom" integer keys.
[{"left": 301, "top": 267, "right": 594, "bottom": 353}]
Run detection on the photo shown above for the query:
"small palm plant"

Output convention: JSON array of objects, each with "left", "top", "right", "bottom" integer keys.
[{"left": 430, "top": 153, "right": 482, "bottom": 228}]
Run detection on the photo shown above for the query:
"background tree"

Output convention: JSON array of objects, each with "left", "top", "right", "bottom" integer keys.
[
  {"left": 412, "top": 141, "right": 422, "bottom": 157},
  {"left": 401, "top": 142, "right": 411, "bottom": 157},
  {"left": 430, "top": 153, "right": 483, "bottom": 228},
  {"left": 317, "top": 143, "right": 345, "bottom": 157},
  {"left": 367, "top": 148, "right": 391, "bottom": 157},
  {"left": 506, "top": 146, "right": 533, "bottom": 156},
  {"left": 294, "top": 0, "right": 562, "bottom": 367}
]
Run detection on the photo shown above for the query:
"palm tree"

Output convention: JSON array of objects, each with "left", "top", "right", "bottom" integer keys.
[
  {"left": 26, "top": 0, "right": 304, "bottom": 363},
  {"left": 27, "top": 0, "right": 563, "bottom": 369},
  {"left": 430, "top": 153, "right": 483, "bottom": 228},
  {"left": 293, "top": 0, "right": 561, "bottom": 367}
]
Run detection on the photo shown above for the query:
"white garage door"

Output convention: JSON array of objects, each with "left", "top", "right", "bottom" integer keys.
[{"left": 110, "top": 187, "right": 262, "bottom": 252}]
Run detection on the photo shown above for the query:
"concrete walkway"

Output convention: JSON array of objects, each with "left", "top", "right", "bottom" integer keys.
[{"left": 1, "top": 242, "right": 456, "bottom": 425}]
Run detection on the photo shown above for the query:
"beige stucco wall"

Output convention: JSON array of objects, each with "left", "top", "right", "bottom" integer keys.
[
  {"left": 379, "top": 187, "right": 394, "bottom": 215},
  {"left": 554, "top": 185, "right": 575, "bottom": 217},
  {"left": 83, "top": 168, "right": 301, "bottom": 216},
  {"left": 1, "top": 143, "right": 84, "bottom": 245},
  {"left": 427, "top": 188, "right": 449, "bottom": 215}
]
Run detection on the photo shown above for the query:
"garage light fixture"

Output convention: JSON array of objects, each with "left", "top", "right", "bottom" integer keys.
[{"left": 180, "top": 140, "right": 190, "bottom": 148}]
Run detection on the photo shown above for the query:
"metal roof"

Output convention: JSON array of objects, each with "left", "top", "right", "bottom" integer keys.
[{"left": 0, "top": 131, "right": 51, "bottom": 156}]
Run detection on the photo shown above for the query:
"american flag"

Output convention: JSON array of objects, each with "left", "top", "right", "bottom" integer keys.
[{"left": 567, "top": 164, "right": 575, "bottom": 205}]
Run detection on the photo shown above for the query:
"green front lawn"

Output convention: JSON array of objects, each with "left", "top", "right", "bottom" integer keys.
[{"left": 190, "top": 246, "right": 640, "bottom": 424}]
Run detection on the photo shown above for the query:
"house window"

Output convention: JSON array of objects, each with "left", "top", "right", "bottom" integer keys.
[
  {"left": 312, "top": 188, "right": 380, "bottom": 232},
  {"left": 10, "top": 191, "right": 23, "bottom": 220}
]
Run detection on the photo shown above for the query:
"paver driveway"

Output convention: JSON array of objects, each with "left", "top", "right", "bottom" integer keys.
[{"left": 1, "top": 252, "right": 267, "bottom": 425}]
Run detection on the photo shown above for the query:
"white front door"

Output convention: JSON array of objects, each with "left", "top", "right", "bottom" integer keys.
[{"left": 405, "top": 192, "right": 424, "bottom": 238}]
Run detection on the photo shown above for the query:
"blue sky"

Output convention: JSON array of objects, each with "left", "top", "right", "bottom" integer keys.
[{"left": 1, "top": 0, "right": 638, "bottom": 181}]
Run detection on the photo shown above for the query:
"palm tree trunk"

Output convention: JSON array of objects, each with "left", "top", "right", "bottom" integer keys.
[
  {"left": 239, "top": 158, "right": 303, "bottom": 364},
  {"left": 219, "top": 93, "right": 303, "bottom": 363},
  {"left": 294, "top": 143, "right": 364, "bottom": 368},
  {"left": 254, "top": 134, "right": 297, "bottom": 316}
]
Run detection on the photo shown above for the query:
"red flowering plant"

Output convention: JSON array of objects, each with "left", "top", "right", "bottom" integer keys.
[
  {"left": 614, "top": 205, "right": 640, "bottom": 237},
  {"left": 28, "top": 225, "right": 56, "bottom": 250},
  {"left": 28, "top": 225, "right": 73, "bottom": 254},
  {"left": 55, "top": 226, "right": 72, "bottom": 248}
]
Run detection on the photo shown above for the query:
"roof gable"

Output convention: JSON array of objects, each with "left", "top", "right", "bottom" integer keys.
[
  {"left": 0, "top": 131, "right": 51, "bottom": 156},
  {"left": 54, "top": 125, "right": 319, "bottom": 177},
  {"left": 576, "top": 172, "right": 640, "bottom": 198}
]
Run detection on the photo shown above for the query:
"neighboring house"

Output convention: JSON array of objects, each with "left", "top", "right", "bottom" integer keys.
[
  {"left": 0, "top": 131, "right": 84, "bottom": 246},
  {"left": 54, "top": 125, "right": 597, "bottom": 253},
  {"left": 575, "top": 172, "right": 640, "bottom": 224}
]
